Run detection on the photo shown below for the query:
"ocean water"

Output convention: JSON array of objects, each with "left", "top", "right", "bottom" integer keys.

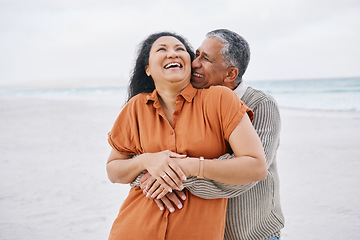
[
  {"left": 249, "top": 77, "right": 360, "bottom": 112},
  {"left": 1, "top": 77, "right": 359, "bottom": 112}
]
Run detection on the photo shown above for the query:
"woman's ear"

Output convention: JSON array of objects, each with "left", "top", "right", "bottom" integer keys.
[
  {"left": 145, "top": 65, "right": 151, "bottom": 76},
  {"left": 224, "top": 67, "right": 239, "bottom": 83}
]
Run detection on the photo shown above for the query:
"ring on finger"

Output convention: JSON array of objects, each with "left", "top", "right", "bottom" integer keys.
[{"left": 161, "top": 173, "right": 167, "bottom": 179}]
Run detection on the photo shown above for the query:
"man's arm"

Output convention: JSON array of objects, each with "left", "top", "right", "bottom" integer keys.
[
  {"left": 181, "top": 154, "right": 256, "bottom": 199},
  {"left": 130, "top": 173, "right": 143, "bottom": 188}
]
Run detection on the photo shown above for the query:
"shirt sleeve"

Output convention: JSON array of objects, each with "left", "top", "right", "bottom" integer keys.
[
  {"left": 130, "top": 172, "right": 143, "bottom": 188},
  {"left": 108, "top": 97, "right": 142, "bottom": 155},
  {"left": 209, "top": 86, "right": 253, "bottom": 141},
  {"left": 252, "top": 99, "right": 281, "bottom": 168}
]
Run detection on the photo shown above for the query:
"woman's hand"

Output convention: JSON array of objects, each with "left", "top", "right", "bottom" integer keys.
[
  {"left": 106, "top": 149, "right": 187, "bottom": 190},
  {"left": 141, "top": 150, "right": 187, "bottom": 194},
  {"left": 140, "top": 172, "right": 171, "bottom": 199},
  {"left": 140, "top": 155, "right": 200, "bottom": 199},
  {"left": 140, "top": 172, "right": 187, "bottom": 206}
]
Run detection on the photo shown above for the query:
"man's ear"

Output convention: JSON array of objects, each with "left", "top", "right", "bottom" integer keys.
[
  {"left": 224, "top": 67, "right": 238, "bottom": 83},
  {"left": 145, "top": 65, "right": 151, "bottom": 76}
]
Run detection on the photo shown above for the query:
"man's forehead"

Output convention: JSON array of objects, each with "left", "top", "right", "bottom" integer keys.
[
  {"left": 196, "top": 46, "right": 210, "bottom": 56},
  {"left": 197, "top": 39, "right": 223, "bottom": 59}
]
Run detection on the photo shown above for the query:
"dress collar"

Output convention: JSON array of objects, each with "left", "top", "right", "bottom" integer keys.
[{"left": 145, "top": 83, "right": 197, "bottom": 107}]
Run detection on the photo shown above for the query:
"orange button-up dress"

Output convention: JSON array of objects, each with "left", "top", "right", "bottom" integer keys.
[{"left": 108, "top": 83, "right": 252, "bottom": 240}]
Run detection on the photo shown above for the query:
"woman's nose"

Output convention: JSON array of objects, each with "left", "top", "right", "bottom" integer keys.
[{"left": 167, "top": 49, "right": 179, "bottom": 58}]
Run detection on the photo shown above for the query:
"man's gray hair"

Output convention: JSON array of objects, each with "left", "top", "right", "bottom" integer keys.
[{"left": 206, "top": 29, "right": 250, "bottom": 85}]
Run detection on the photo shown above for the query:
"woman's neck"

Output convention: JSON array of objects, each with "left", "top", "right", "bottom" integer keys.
[
  {"left": 156, "top": 91, "right": 176, "bottom": 126},
  {"left": 156, "top": 81, "right": 188, "bottom": 110},
  {"left": 155, "top": 81, "right": 188, "bottom": 126}
]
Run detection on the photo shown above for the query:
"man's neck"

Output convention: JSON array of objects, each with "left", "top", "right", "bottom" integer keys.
[{"left": 224, "top": 81, "right": 238, "bottom": 90}]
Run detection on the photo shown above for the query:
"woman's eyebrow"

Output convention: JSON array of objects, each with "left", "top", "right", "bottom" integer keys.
[{"left": 154, "top": 43, "right": 184, "bottom": 48}]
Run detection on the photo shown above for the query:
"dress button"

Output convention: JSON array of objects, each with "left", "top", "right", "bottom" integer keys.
[{"left": 170, "top": 131, "right": 174, "bottom": 135}]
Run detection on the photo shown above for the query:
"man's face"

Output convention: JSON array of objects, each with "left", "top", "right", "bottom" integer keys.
[{"left": 191, "top": 37, "right": 228, "bottom": 89}]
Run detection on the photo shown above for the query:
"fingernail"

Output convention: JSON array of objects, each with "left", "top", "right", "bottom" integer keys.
[
  {"left": 181, "top": 195, "right": 186, "bottom": 200},
  {"left": 177, "top": 204, "right": 182, "bottom": 209},
  {"left": 159, "top": 206, "right": 164, "bottom": 211},
  {"left": 182, "top": 176, "right": 187, "bottom": 181},
  {"left": 168, "top": 188, "right": 172, "bottom": 193},
  {"left": 170, "top": 207, "right": 175, "bottom": 212}
]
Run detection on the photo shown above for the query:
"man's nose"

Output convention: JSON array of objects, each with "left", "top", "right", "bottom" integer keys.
[{"left": 192, "top": 56, "right": 201, "bottom": 68}]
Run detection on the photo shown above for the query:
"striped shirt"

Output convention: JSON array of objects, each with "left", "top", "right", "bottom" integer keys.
[{"left": 131, "top": 85, "right": 285, "bottom": 239}]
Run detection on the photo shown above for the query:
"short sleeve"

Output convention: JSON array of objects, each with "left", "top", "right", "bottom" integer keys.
[
  {"left": 108, "top": 96, "right": 143, "bottom": 155},
  {"left": 208, "top": 86, "right": 253, "bottom": 141}
]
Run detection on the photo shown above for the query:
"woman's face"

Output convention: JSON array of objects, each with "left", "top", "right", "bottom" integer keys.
[{"left": 145, "top": 36, "right": 191, "bottom": 87}]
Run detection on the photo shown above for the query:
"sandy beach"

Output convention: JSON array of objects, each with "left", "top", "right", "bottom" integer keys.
[{"left": 0, "top": 95, "right": 359, "bottom": 239}]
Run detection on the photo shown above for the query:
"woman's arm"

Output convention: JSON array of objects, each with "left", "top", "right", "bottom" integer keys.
[
  {"left": 178, "top": 113, "right": 267, "bottom": 185},
  {"left": 106, "top": 149, "right": 141, "bottom": 184},
  {"left": 182, "top": 99, "right": 281, "bottom": 199},
  {"left": 106, "top": 149, "right": 187, "bottom": 191}
]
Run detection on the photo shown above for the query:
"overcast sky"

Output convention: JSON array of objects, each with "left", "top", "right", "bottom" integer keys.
[{"left": 1, "top": 0, "right": 359, "bottom": 87}]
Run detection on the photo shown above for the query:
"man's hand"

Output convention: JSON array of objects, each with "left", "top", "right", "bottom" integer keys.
[{"left": 154, "top": 191, "right": 187, "bottom": 212}]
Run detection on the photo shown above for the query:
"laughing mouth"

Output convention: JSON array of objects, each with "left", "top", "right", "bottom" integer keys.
[
  {"left": 192, "top": 72, "right": 203, "bottom": 78},
  {"left": 164, "top": 62, "right": 182, "bottom": 69}
]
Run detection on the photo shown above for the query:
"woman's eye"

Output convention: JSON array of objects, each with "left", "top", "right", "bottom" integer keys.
[{"left": 157, "top": 48, "right": 166, "bottom": 52}]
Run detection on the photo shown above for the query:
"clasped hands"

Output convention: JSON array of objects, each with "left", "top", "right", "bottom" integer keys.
[
  {"left": 140, "top": 150, "right": 195, "bottom": 212},
  {"left": 140, "top": 172, "right": 187, "bottom": 213}
]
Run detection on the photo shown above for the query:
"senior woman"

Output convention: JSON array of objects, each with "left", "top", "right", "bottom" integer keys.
[{"left": 106, "top": 32, "right": 267, "bottom": 240}]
